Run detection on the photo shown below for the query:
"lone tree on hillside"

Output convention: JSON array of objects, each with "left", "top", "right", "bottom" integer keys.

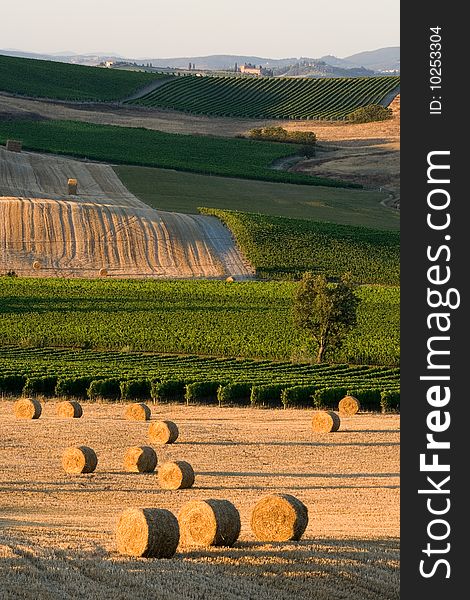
[{"left": 293, "top": 272, "right": 360, "bottom": 363}]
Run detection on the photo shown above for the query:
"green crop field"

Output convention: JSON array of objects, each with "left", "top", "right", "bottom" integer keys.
[
  {"left": 0, "top": 346, "right": 400, "bottom": 410},
  {"left": 114, "top": 166, "right": 397, "bottom": 230},
  {"left": 0, "top": 278, "right": 399, "bottom": 366},
  {"left": 0, "top": 54, "right": 166, "bottom": 101},
  {"left": 199, "top": 209, "right": 400, "bottom": 284},
  {"left": 128, "top": 74, "right": 400, "bottom": 120},
  {"left": 0, "top": 119, "right": 358, "bottom": 188}
]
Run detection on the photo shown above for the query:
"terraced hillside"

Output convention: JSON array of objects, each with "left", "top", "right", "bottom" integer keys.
[
  {"left": 0, "top": 147, "right": 253, "bottom": 279},
  {"left": 128, "top": 75, "right": 400, "bottom": 120}
]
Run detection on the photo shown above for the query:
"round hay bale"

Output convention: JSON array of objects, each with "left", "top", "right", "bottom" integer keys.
[
  {"left": 99, "top": 268, "right": 108, "bottom": 277},
  {"left": 14, "top": 398, "right": 42, "bottom": 419},
  {"left": 158, "top": 461, "right": 195, "bottom": 490},
  {"left": 56, "top": 400, "right": 83, "bottom": 418},
  {"left": 123, "top": 446, "right": 157, "bottom": 473},
  {"left": 250, "top": 494, "right": 308, "bottom": 542},
  {"left": 178, "top": 499, "right": 240, "bottom": 547},
  {"left": 62, "top": 446, "right": 97, "bottom": 474},
  {"left": 311, "top": 410, "right": 341, "bottom": 433},
  {"left": 32, "top": 260, "right": 41, "bottom": 270},
  {"left": 148, "top": 420, "right": 179, "bottom": 444},
  {"left": 225, "top": 276, "right": 235, "bottom": 282},
  {"left": 116, "top": 507, "right": 179, "bottom": 558},
  {"left": 124, "top": 403, "right": 151, "bottom": 421},
  {"left": 338, "top": 395, "right": 360, "bottom": 415}
]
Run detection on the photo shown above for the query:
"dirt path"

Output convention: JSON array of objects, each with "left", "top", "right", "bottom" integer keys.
[
  {"left": 0, "top": 147, "right": 254, "bottom": 279},
  {"left": 0, "top": 403, "right": 399, "bottom": 600}
]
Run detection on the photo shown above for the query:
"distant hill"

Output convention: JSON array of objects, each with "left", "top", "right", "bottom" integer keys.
[
  {"left": 274, "top": 60, "right": 375, "bottom": 78},
  {"left": 0, "top": 46, "right": 400, "bottom": 74},
  {"left": 322, "top": 47, "right": 400, "bottom": 72}
]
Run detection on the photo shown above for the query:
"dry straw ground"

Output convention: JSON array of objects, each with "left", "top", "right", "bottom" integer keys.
[
  {"left": 0, "top": 402, "right": 399, "bottom": 600},
  {"left": 0, "top": 146, "right": 253, "bottom": 279}
]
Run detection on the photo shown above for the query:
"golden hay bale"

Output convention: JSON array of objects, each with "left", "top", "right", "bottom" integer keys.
[
  {"left": 99, "top": 268, "right": 108, "bottom": 277},
  {"left": 116, "top": 507, "right": 179, "bottom": 558},
  {"left": 62, "top": 446, "right": 97, "bottom": 474},
  {"left": 225, "top": 276, "right": 235, "bottom": 282},
  {"left": 56, "top": 400, "right": 83, "bottom": 418},
  {"left": 311, "top": 410, "right": 341, "bottom": 433},
  {"left": 6, "top": 139, "right": 22, "bottom": 152},
  {"left": 158, "top": 461, "right": 195, "bottom": 490},
  {"left": 178, "top": 499, "right": 240, "bottom": 547},
  {"left": 14, "top": 398, "right": 42, "bottom": 419},
  {"left": 338, "top": 395, "right": 360, "bottom": 415},
  {"left": 32, "top": 260, "right": 41, "bottom": 270},
  {"left": 67, "top": 178, "right": 78, "bottom": 195},
  {"left": 123, "top": 446, "right": 157, "bottom": 473},
  {"left": 250, "top": 494, "right": 308, "bottom": 542},
  {"left": 124, "top": 403, "right": 151, "bottom": 421},
  {"left": 148, "top": 420, "right": 179, "bottom": 444}
]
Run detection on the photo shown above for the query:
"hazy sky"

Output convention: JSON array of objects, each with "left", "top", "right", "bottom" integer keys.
[{"left": 2, "top": 0, "right": 399, "bottom": 58}]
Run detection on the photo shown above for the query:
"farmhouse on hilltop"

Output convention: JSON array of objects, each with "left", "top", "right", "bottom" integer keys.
[{"left": 239, "top": 63, "right": 261, "bottom": 76}]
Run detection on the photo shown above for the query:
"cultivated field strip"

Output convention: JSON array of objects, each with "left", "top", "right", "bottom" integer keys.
[
  {"left": 129, "top": 75, "right": 400, "bottom": 120},
  {"left": 0, "top": 346, "right": 401, "bottom": 399},
  {"left": 0, "top": 148, "right": 254, "bottom": 279}
]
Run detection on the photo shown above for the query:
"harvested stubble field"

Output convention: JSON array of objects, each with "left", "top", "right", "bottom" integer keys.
[
  {"left": 0, "top": 147, "right": 253, "bottom": 279},
  {"left": 0, "top": 402, "right": 399, "bottom": 600}
]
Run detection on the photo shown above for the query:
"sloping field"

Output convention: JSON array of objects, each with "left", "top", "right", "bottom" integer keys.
[
  {"left": 0, "top": 54, "right": 165, "bottom": 101},
  {"left": 0, "top": 147, "right": 253, "bottom": 279},
  {"left": 0, "top": 403, "right": 399, "bottom": 600},
  {"left": 128, "top": 74, "right": 400, "bottom": 120}
]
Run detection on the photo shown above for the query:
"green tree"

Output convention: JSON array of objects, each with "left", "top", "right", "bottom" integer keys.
[{"left": 293, "top": 272, "right": 360, "bottom": 363}]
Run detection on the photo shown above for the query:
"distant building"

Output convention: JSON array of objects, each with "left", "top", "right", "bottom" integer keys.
[{"left": 239, "top": 63, "right": 261, "bottom": 76}]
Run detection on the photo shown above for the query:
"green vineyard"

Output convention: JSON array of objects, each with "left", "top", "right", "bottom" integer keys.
[
  {"left": 0, "top": 347, "right": 400, "bottom": 410},
  {"left": 0, "top": 279, "right": 400, "bottom": 366},
  {"left": 0, "top": 54, "right": 165, "bottom": 101},
  {"left": 199, "top": 209, "right": 400, "bottom": 284},
  {"left": 128, "top": 74, "right": 400, "bottom": 120}
]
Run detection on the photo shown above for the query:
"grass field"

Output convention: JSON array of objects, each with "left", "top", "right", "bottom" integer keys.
[
  {"left": 0, "top": 278, "right": 400, "bottom": 365},
  {"left": 128, "top": 74, "right": 400, "bottom": 120},
  {"left": 0, "top": 54, "right": 165, "bottom": 101},
  {"left": 200, "top": 209, "right": 399, "bottom": 283},
  {"left": 0, "top": 402, "right": 399, "bottom": 600},
  {"left": 114, "top": 166, "right": 397, "bottom": 230},
  {"left": 0, "top": 119, "right": 359, "bottom": 188}
]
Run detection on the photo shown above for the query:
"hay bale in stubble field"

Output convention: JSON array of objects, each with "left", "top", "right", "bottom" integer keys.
[
  {"left": 116, "top": 507, "right": 180, "bottom": 558},
  {"left": 56, "top": 400, "right": 83, "bottom": 418},
  {"left": 99, "top": 268, "right": 108, "bottom": 277},
  {"left": 67, "top": 178, "right": 78, "bottom": 195},
  {"left": 338, "top": 395, "right": 360, "bottom": 415},
  {"left": 148, "top": 420, "right": 179, "bottom": 444},
  {"left": 124, "top": 403, "right": 151, "bottom": 421},
  {"left": 123, "top": 446, "right": 157, "bottom": 473},
  {"left": 62, "top": 446, "right": 97, "bottom": 474},
  {"left": 178, "top": 499, "right": 241, "bottom": 547},
  {"left": 14, "top": 398, "right": 42, "bottom": 419},
  {"left": 158, "top": 461, "right": 195, "bottom": 490},
  {"left": 32, "top": 260, "right": 41, "bottom": 270},
  {"left": 311, "top": 410, "right": 341, "bottom": 433},
  {"left": 6, "top": 139, "right": 22, "bottom": 152},
  {"left": 250, "top": 494, "right": 308, "bottom": 541}
]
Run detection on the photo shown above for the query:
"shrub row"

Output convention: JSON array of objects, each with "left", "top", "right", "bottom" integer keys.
[{"left": 0, "top": 374, "right": 399, "bottom": 412}]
